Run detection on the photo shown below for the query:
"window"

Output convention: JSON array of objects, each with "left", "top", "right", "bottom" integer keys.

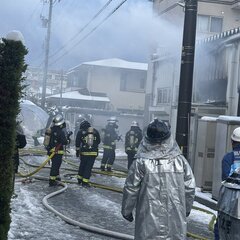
[
  {"left": 157, "top": 88, "right": 171, "bottom": 104},
  {"left": 120, "top": 72, "right": 146, "bottom": 92},
  {"left": 197, "top": 15, "right": 223, "bottom": 33}
]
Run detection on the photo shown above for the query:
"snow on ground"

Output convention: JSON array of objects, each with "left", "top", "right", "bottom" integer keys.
[{"left": 9, "top": 149, "right": 215, "bottom": 239}]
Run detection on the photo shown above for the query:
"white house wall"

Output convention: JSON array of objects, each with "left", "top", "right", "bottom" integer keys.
[{"left": 87, "top": 67, "right": 146, "bottom": 111}]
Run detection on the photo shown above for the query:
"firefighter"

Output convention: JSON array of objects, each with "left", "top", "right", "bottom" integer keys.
[
  {"left": 214, "top": 127, "right": 240, "bottom": 239},
  {"left": 100, "top": 116, "right": 120, "bottom": 172},
  {"left": 75, "top": 120, "right": 101, "bottom": 187},
  {"left": 47, "top": 114, "right": 68, "bottom": 186},
  {"left": 217, "top": 169, "right": 240, "bottom": 239},
  {"left": 121, "top": 118, "right": 195, "bottom": 240},
  {"left": 125, "top": 121, "right": 143, "bottom": 169},
  {"left": 13, "top": 123, "right": 27, "bottom": 174}
]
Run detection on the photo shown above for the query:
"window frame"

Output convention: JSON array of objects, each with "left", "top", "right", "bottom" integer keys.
[{"left": 197, "top": 14, "right": 223, "bottom": 33}]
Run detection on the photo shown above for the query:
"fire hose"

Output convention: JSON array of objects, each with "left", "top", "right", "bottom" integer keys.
[
  {"left": 18, "top": 153, "right": 216, "bottom": 240},
  {"left": 17, "top": 152, "right": 55, "bottom": 177}
]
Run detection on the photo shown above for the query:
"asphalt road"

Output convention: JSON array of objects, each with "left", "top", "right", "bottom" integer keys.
[{"left": 10, "top": 154, "right": 214, "bottom": 240}]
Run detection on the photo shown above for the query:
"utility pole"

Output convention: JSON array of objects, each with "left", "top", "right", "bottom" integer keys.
[
  {"left": 41, "top": 0, "right": 53, "bottom": 108},
  {"left": 175, "top": 0, "right": 198, "bottom": 159},
  {"left": 59, "top": 69, "right": 64, "bottom": 111}
]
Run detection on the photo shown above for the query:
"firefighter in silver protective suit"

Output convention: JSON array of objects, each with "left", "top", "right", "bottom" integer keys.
[
  {"left": 217, "top": 169, "right": 240, "bottom": 240},
  {"left": 121, "top": 118, "right": 196, "bottom": 240}
]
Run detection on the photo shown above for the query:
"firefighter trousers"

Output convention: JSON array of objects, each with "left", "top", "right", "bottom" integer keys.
[
  {"left": 101, "top": 148, "right": 115, "bottom": 166},
  {"left": 78, "top": 155, "right": 96, "bottom": 180},
  {"left": 50, "top": 154, "right": 63, "bottom": 177}
]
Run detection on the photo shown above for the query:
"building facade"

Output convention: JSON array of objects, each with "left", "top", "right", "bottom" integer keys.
[
  {"left": 147, "top": 0, "right": 240, "bottom": 193},
  {"left": 67, "top": 58, "right": 148, "bottom": 115},
  {"left": 24, "top": 67, "right": 67, "bottom": 102},
  {"left": 146, "top": 0, "right": 240, "bottom": 129}
]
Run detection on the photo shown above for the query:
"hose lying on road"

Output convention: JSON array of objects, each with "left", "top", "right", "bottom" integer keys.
[
  {"left": 17, "top": 152, "right": 55, "bottom": 177},
  {"left": 63, "top": 158, "right": 127, "bottom": 177},
  {"left": 19, "top": 150, "right": 215, "bottom": 240},
  {"left": 42, "top": 180, "right": 134, "bottom": 240}
]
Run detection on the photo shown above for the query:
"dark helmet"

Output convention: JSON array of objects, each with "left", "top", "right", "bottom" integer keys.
[
  {"left": 79, "top": 120, "right": 91, "bottom": 130},
  {"left": 145, "top": 118, "right": 171, "bottom": 143}
]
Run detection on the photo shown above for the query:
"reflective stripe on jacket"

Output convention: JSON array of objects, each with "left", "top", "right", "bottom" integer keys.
[
  {"left": 80, "top": 152, "right": 98, "bottom": 156},
  {"left": 102, "top": 144, "right": 114, "bottom": 150}
]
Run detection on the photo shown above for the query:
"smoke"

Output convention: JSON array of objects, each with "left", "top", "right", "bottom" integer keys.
[{"left": 0, "top": 0, "right": 185, "bottom": 71}]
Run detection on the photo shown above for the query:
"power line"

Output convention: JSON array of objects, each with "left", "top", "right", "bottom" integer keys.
[
  {"left": 49, "top": 0, "right": 128, "bottom": 66},
  {"left": 49, "top": 0, "right": 113, "bottom": 59}
]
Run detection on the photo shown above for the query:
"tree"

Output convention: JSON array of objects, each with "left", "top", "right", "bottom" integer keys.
[{"left": 0, "top": 34, "right": 27, "bottom": 239}]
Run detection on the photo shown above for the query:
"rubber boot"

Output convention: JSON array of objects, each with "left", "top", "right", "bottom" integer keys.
[
  {"left": 49, "top": 179, "right": 58, "bottom": 187},
  {"left": 82, "top": 181, "right": 91, "bottom": 188}
]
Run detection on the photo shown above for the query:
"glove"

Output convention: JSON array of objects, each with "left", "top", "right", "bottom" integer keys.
[
  {"left": 76, "top": 150, "right": 80, "bottom": 158},
  {"left": 46, "top": 147, "right": 51, "bottom": 156},
  {"left": 123, "top": 213, "right": 134, "bottom": 222}
]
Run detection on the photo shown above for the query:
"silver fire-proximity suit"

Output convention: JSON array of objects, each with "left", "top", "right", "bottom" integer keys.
[
  {"left": 121, "top": 136, "right": 196, "bottom": 240},
  {"left": 217, "top": 173, "right": 240, "bottom": 240}
]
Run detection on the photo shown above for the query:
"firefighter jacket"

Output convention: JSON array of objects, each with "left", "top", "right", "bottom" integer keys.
[
  {"left": 102, "top": 124, "right": 119, "bottom": 150},
  {"left": 13, "top": 129, "right": 27, "bottom": 172},
  {"left": 121, "top": 136, "right": 196, "bottom": 240},
  {"left": 125, "top": 126, "right": 142, "bottom": 154},
  {"left": 48, "top": 125, "right": 68, "bottom": 154},
  {"left": 222, "top": 144, "right": 240, "bottom": 181},
  {"left": 75, "top": 127, "right": 101, "bottom": 156}
]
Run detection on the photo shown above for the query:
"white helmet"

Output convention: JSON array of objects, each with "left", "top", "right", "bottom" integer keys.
[
  {"left": 131, "top": 121, "right": 138, "bottom": 127},
  {"left": 231, "top": 127, "right": 240, "bottom": 142},
  {"left": 53, "top": 114, "right": 65, "bottom": 126},
  {"left": 108, "top": 116, "right": 118, "bottom": 123}
]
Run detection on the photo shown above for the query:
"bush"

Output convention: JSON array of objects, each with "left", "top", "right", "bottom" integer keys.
[{"left": 0, "top": 38, "right": 27, "bottom": 239}]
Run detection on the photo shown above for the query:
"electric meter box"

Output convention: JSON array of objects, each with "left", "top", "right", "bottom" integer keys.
[
  {"left": 212, "top": 115, "right": 240, "bottom": 200},
  {"left": 194, "top": 116, "right": 217, "bottom": 192}
]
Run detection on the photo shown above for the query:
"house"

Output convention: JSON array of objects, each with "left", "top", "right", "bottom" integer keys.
[
  {"left": 66, "top": 58, "right": 148, "bottom": 115},
  {"left": 46, "top": 88, "right": 110, "bottom": 110},
  {"left": 147, "top": 0, "right": 240, "bottom": 194},
  {"left": 24, "top": 66, "right": 68, "bottom": 98},
  {"left": 146, "top": 0, "right": 240, "bottom": 130}
]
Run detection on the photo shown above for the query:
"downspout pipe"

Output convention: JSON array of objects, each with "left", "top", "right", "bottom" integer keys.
[{"left": 226, "top": 42, "right": 240, "bottom": 115}]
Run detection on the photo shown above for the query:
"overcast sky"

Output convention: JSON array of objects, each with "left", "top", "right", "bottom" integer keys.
[{"left": 0, "top": 0, "right": 182, "bottom": 70}]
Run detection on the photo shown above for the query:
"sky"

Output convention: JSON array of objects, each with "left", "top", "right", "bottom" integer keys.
[{"left": 0, "top": 0, "right": 165, "bottom": 70}]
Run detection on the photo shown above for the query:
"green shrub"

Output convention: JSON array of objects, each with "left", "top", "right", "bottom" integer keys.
[{"left": 0, "top": 38, "right": 27, "bottom": 239}]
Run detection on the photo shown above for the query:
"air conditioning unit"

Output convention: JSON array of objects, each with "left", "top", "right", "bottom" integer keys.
[{"left": 194, "top": 116, "right": 217, "bottom": 192}]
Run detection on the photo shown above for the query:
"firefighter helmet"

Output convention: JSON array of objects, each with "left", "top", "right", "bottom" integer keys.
[
  {"left": 231, "top": 127, "right": 240, "bottom": 142},
  {"left": 108, "top": 116, "right": 118, "bottom": 123},
  {"left": 145, "top": 118, "right": 171, "bottom": 143},
  {"left": 53, "top": 114, "right": 65, "bottom": 126},
  {"left": 80, "top": 120, "right": 91, "bottom": 130},
  {"left": 131, "top": 121, "right": 139, "bottom": 127}
]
